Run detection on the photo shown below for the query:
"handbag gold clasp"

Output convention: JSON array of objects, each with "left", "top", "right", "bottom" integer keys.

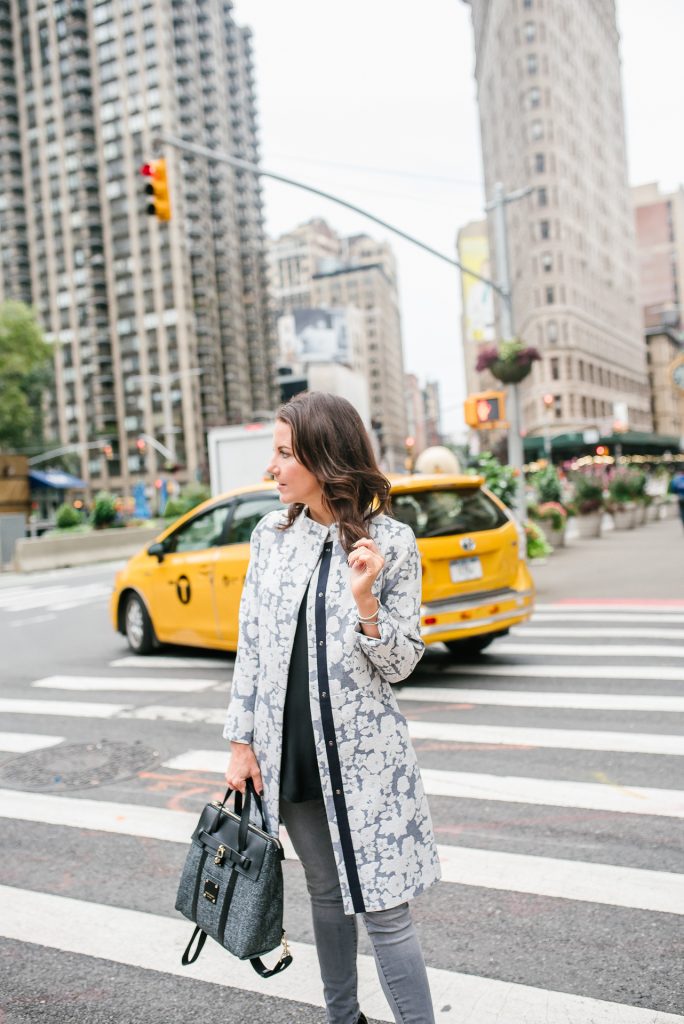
[{"left": 214, "top": 844, "right": 226, "bottom": 865}]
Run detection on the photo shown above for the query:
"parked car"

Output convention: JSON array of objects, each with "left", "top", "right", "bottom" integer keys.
[{"left": 111, "top": 474, "right": 534, "bottom": 657}]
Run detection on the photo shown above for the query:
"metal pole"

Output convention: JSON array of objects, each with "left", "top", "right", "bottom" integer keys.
[{"left": 489, "top": 181, "right": 527, "bottom": 522}]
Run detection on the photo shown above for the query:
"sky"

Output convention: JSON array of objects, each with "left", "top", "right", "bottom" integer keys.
[{"left": 233, "top": 0, "right": 684, "bottom": 437}]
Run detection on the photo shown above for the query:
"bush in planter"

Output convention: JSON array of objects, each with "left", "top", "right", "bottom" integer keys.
[
  {"left": 607, "top": 472, "right": 635, "bottom": 507},
  {"left": 525, "top": 520, "right": 552, "bottom": 559},
  {"left": 530, "top": 464, "right": 563, "bottom": 505},
  {"left": 55, "top": 503, "right": 82, "bottom": 529},
  {"left": 476, "top": 339, "right": 541, "bottom": 384},
  {"left": 91, "top": 490, "right": 118, "bottom": 529},
  {"left": 163, "top": 482, "right": 211, "bottom": 520},
  {"left": 467, "top": 452, "right": 517, "bottom": 509},
  {"left": 572, "top": 474, "right": 604, "bottom": 515},
  {"left": 531, "top": 501, "right": 567, "bottom": 532}
]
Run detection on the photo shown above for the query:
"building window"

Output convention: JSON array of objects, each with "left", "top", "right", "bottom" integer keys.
[
  {"left": 523, "top": 0, "right": 533, "bottom": 7},
  {"left": 527, "top": 54, "right": 538, "bottom": 75},
  {"left": 554, "top": 395, "right": 562, "bottom": 419},
  {"left": 545, "top": 286, "right": 554, "bottom": 304},
  {"left": 535, "top": 152, "right": 545, "bottom": 173},
  {"left": 550, "top": 357, "right": 560, "bottom": 380},
  {"left": 528, "top": 86, "right": 541, "bottom": 109},
  {"left": 539, "top": 219, "right": 550, "bottom": 240},
  {"left": 538, "top": 187, "right": 548, "bottom": 207},
  {"left": 547, "top": 320, "right": 558, "bottom": 342},
  {"left": 525, "top": 22, "right": 536, "bottom": 43},
  {"left": 581, "top": 395, "right": 587, "bottom": 416},
  {"left": 530, "top": 119, "right": 544, "bottom": 140},
  {"left": 541, "top": 252, "right": 553, "bottom": 272}
]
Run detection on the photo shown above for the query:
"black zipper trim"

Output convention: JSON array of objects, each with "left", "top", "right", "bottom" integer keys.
[{"left": 315, "top": 540, "right": 366, "bottom": 914}]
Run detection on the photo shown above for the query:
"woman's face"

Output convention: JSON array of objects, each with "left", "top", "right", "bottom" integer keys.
[{"left": 267, "top": 420, "right": 323, "bottom": 508}]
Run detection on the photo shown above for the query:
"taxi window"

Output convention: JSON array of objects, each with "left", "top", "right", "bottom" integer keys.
[
  {"left": 392, "top": 488, "right": 508, "bottom": 537},
  {"left": 168, "top": 505, "right": 231, "bottom": 553},
  {"left": 225, "top": 494, "right": 282, "bottom": 545}
]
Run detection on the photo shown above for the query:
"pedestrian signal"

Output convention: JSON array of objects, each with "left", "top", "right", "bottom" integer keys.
[
  {"left": 464, "top": 390, "right": 507, "bottom": 429},
  {"left": 140, "top": 159, "right": 171, "bottom": 221}
]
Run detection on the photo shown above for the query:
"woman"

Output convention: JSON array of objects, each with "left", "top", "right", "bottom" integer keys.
[{"left": 224, "top": 391, "right": 440, "bottom": 1024}]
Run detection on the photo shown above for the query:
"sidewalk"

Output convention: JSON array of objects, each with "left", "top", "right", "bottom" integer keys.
[{"left": 530, "top": 514, "right": 684, "bottom": 602}]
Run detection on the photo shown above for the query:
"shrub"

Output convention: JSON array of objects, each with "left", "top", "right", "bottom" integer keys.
[
  {"left": 55, "top": 503, "right": 81, "bottom": 529},
  {"left": 572, "top": 473, "right": 604, "bottom": 515},
  {"left": 163, "top": 482, "right": 211, "bottom": 519},
  {"left": 531, "top": 464, "right": 563, "bottom": 504},
  {"left": 91, "top": 490, "right": 117, "bottom": 529},
  {"left": 467, "top": 452, "right": 517, "bottom": 509},
  {"left": 530, "top": 501, "right": 567, "bottom": 531},
  {"left": 525, "top": 520, "right": 552, "bottom": 559}
]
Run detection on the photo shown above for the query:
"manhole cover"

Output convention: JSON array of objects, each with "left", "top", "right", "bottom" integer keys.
[{"left": 0, "top": 740, "right": 160, "bottom": 792}]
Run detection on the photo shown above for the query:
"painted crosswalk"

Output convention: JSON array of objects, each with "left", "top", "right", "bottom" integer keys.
[
  {"left": 0, "top": 581, "right": 111, "bottom": 614},
  {"left": 2, "top": 600, "right": 684, "bottom": 1021}
]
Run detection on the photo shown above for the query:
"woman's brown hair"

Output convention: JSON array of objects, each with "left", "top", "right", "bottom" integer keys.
[{"left": 276, "top": 391, "right": 391, "bottom": 553}]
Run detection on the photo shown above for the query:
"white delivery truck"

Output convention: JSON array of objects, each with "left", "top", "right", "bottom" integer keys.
[{"left": 207, "top": 422, "right": 275, "bottom": 496}]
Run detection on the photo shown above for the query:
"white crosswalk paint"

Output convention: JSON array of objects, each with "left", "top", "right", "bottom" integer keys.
[
  {"left": 407, "top": 720, "right": 684, "bottom": 756},
  {"left": 534, "top": 602, "right": 684, "bottom": 612},
  {"left": 493, "top": 642, "right": 684, "bottom": 659},
  {"left": 513, "top": 627, "right": 684, "bottom": 640},
  {"left": 31, "top": 675, "right": 218, "bottom": 693},
  {"left": 109, "top": 655, "right": 229, "bottom": 671},
  {"left": 0, "top": 699, "right": 130, "bottom": 718},
  {"left": 531, "top": 612, "right": 684, "bottom": 624},
  {"left": 0, "top": 788, "right": 680, "bottom": 915},
  {"left": 160, "top": 750, "right": 684, "bottom": 817},
  {"left": 0, "top": 582, "right": 111, "bottom": 613},
  {"left": 0, "top": 732, "right": 63, "bottom": 753},
  {"left": 440, "top": 663, "right": 684, "bottom": 681},
  {"left": 394, "top": 686, "right": 684, "bottom": 712},
  {"left": 1, "top": 886, "right": 681, "bottom": 1023}
]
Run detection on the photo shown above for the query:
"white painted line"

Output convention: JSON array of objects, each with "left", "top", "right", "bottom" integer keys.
[
  {"left": 0, "top": 699, "right": 130, "bottom": 718},
  {"left": 10, "top": 614, "right": 57, "bottom": 627},
  {"left": 110, "top": 656, "right": 230, "bottom": 670},
  {"left": 535, "top": 602, "right": 684, "bottom": 612},
  {"left": 123, "top": 704, "right": 226, "bottom": 724},
  {"left": 407, "top": 720, "right": 684, "bottom": 757},
  {"left": 494, "top": 642, "right": 684, "bottom": 659},
  {"left": 0, "top": 732, "right": 63, "bottom": 753},
  {"left": 0, "top": 788, "right": 681, "bottom": 916},
  {"left": 531, "top": 613, "right": 684, "bottom": 624},
  {"left": 441, "top": 664, "right": 684, "bottom": 681},
  {"left": 1, "top": 886, "right": 681, "bottom": 1023},
  {"left": 395, "top": 687, "right": 684, "bottom": 713},
  {"left": 160, "top": 751, "right": 684, "bottom": 818},
  {"left": 31, "top": 675, "right": 218, "bottom": 693},
  {"left": 513, "top": 627, "right": 684, "bottom": 640}
]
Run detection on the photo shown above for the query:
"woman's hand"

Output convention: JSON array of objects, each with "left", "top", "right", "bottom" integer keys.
[
  {"left": 225, "top": 741, "right": 263, "bottom": 795},
  {"left": 347, "top": 538, "right": 384, "bottom": 636}
]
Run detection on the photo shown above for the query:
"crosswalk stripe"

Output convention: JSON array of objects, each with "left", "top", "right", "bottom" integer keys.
[
  {"left": 0, "top": 731, "right": 64, "bottom": 753},
  {"left": 439, "top": 663, "right": 684, "bottom": 681},
  {"left": 407, "top": 720, "right": 684, "bottom": 757},
  {"left": 0, "top": 583, "right": 111, "bottom": 613},
  {"left": 0, "top": 788, "right": 680, "bottom": 915},
  {"left": 31, "top": 676, "right": 218, "bottom": 693},
  {"left": 110, "top": 656, "right": 230, "bottom": 670},
  {"left": 2, "top": 886, "right": 681, "bottom": 1023},
  {"left": 0, "top": 699, "right": 129, "bottom": 718},
  {"left": 160, "top": 751, "right": 684, "bottom": 818},
  {"left": 395, "top": 687, "right": 684, "bottom": 712},
  {"left": 493, "top": 642, "right": 684, "bottom": 659},
  {"left": 531, "top": 612, "right": 684, "bottom": 624},
  {"left": 513, "top": 627, "right": 684, "bottom": 640},
  {"left": 535, "top": 601, "right": 684, "bottom": 611}
]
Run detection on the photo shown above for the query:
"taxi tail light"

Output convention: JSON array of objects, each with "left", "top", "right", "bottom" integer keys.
[{"left": 424, "top": 616, "right": 437, "bottom": 626}]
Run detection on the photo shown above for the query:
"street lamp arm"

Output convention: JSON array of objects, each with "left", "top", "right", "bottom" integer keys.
[
  {"left": 139, "top": 433, "right": 175, "bottom": 461},
  {"left": 29, "top": 441, "right": 110, "bottom": 466},
  {"left": 155, "top": 133, "right": 506, "bottom": 297}
]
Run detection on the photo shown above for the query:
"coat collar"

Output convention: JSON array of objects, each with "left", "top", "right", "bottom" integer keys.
[{"left": 290, "top": 507, "right": 340, "bottom": 543}]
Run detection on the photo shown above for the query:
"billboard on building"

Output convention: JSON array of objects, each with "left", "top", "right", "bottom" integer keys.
[
  {"left": 279, "top": 308, "right": 351, "bottom": 366},
  {"left": 458, "top": 232, "right": 495, "bottom": 344}
]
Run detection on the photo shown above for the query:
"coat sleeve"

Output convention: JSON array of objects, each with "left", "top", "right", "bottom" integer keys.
[
  {"left": 354, "top": 526, "right": 425, "bottom": 683},
  {"left": 223, "top": 521, "right": 264, "bottom": 744}
]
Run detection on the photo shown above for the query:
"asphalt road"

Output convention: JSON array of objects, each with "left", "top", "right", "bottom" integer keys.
[{"left": 0, "top": 516, "right": 683, "bottom": 1023}]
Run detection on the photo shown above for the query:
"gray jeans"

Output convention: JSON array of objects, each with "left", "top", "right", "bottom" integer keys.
[{"left": 280, "top": 798, "right": 436, "bottom": 1024}]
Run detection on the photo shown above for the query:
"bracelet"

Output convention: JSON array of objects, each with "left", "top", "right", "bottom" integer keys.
[{"left": 357, "top": 599, "right": 380, "bottom": 624}]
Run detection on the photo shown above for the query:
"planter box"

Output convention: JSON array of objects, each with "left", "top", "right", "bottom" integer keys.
[
  {"left": 575, "top": 511, "right": 602, "bottom": 538},
  {"left": 536, "top": 520, "right": 566, "bottom": 548},
  {"left": 612, "top": 505, "right": 636, "bottom": 530},
  {"left": 635, "top": 502, "right": 648, "bottom": 526},
  {"left": 14, "top": 524, "right": 160, "bottom": 572}
]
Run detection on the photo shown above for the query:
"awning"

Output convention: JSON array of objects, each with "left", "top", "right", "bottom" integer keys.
[
  {"left": 523, "top": 430, "right": 682, "bottom": 460},
  {"left": 29, "top": 469, "right": 88, "bottom": 490}
]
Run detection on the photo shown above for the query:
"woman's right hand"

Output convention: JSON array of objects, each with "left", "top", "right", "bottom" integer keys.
[{"left": 225, "top": 741, "right": 263, "bottom": 795}]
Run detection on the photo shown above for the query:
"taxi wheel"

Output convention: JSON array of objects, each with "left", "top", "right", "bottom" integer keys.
[
  {"left": 124, "top": 593, "right": 155, "bottom": 655},
  {"left": 445, "top": 636, "right": 495, "bottom": 657}
]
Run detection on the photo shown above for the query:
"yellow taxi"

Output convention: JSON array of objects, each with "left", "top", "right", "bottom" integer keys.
[{"left": 111, "top": 474, "right": 534, "bottom": 657}]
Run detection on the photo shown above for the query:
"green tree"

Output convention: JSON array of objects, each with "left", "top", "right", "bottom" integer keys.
[{"left": 0, "top": 301, "right": 53, "bottom": 451}]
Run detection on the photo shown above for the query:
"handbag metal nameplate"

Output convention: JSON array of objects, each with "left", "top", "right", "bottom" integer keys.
[{"left": 203, "top": 879, "right": 219, "bottom": 904}]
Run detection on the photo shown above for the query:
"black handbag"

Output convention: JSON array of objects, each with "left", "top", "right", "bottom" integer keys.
[{"left": 175, "top": 780, "right": 292, "bottom": 978}]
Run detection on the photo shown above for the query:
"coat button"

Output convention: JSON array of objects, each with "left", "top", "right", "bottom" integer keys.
[
  {"left": 321, "top": 691, "right": 327, "bottom": 698},
  {"left": 319, "top": 640, "right": 324, "bottom": 647},
  {"left": 318, "top": 592, "right": 323, "bottom": 597},
  {"left": 335, "top": 788, "right": 341, "bottom": 795},
  {"left": 328, "top": 740, "right": 334, "bottom": 747}
]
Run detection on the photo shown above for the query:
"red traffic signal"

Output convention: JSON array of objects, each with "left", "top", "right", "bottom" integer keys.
[
  {"left": 140, "top": 159, "right": 171, "bottom": 221},
  {"left": 464, "top": 390, "right": 506, "bottom": 429}
]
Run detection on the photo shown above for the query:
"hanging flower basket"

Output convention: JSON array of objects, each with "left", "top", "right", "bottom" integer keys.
[{"left": 476, "top": 339, "right": 541, "bottom": 385}]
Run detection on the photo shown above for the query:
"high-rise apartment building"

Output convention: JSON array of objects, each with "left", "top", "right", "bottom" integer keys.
[
  {"left": 269, "top": 220, "right": 409, "bottom": 469},
  {"left": 0, "top": 0, "right": 276, "bottom": 492},
  {"left": 462, "top": 0, "right": 652, "bottom": 439}
]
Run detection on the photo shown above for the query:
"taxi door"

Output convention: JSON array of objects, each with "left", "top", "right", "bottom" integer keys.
[
  {"left": 214, "top": 492, "right": 282, "bottom": 649},
  {"left": 145, "top": 502, "right": 232, "bottom": 647}
]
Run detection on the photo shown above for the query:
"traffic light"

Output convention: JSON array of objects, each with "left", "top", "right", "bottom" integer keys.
[
  {"left": 140, "top": 159, "right": 171, "bottom": 221},
  {"left": 464, "top": 390, "right": 507, "bottom": 429},
  {"left": 404, "top": 436, "right": 415, "bottom": 473},
  {"left": 136, "top": 437, "right": 147, "bottom": 453},
  {"left": 102, "top": 443, "right": 113, "bottom": 460}
]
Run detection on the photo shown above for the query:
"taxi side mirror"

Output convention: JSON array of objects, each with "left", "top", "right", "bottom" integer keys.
[{"left": 147, "top": 541, "right": 165, "bottom": 562}]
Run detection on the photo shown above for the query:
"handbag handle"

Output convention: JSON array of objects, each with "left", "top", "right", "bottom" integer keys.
[{"left": 212, "top": 779, "right": 265, "bottom": 851}]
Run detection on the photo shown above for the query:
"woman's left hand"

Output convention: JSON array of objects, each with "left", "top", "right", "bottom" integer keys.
[{"left": 347, "top": 537, "right": 385, "bottom": 606}]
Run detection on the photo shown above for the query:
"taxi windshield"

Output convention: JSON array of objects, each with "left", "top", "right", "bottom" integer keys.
[{"left": 391, "top": 488, "right": 508, "bottom": 537}]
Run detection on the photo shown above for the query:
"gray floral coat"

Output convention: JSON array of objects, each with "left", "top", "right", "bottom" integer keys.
[{"left": 223, "top": 507, "right": 441, "bottom": 914}]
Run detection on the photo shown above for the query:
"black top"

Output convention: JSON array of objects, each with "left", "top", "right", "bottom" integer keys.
[{"left": 280, "top": 585, "right": 323, "bottom": 803}]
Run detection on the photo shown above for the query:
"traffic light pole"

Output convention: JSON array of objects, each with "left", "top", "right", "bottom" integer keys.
[{"left": 487, "top": 181, "right": 532, "bottom": 522}]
